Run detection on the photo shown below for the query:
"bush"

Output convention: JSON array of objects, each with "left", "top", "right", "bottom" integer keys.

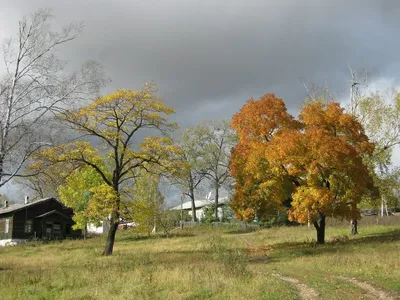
[
  {"left": 201, "top": 205, "right": 219, "bottom": 224},
  {"left": 258, "top": 211, "right": 298, "bottom": 227},
  {"left": 158, "top": 210, "right": 191, "bottom": 235}
]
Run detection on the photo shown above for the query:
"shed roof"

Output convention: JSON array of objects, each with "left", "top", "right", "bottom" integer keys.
[{"left": 0, "top": 197, "right": 63, "bottom": 216}]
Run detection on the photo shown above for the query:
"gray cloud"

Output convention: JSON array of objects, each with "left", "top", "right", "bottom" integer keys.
[
  {"left": 2, "top": 0, "right": 400, "bottom": 201},
  {"left": 2, "top": 0, "right": 400, "bottom": 128}
]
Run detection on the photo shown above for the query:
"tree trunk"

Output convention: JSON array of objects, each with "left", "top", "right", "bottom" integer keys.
[
  {"left": 190, "top": 194, "right": 197, "bottom": 222},
  {"left": 349, "top": 203, "right": 358, "bottom": 235},
  {"left": 214, "top": 184, "right": 219, "bottom": 220},
  {"left": 103, "top": 221, "right": 119, "bottom": 256},
  {"left": 0, "top": 155, "right": 3, "bottom": 184},
  {"left": 152, "top": 216, "right": 157, "bottom": 234},
  {"left": 385, "top": 201, "right": 389, "bottom": 216},
  {"left": 313, "top": 213, "right": 326, "bottom": 244},
  {"left": 83, "top": 222, "right": 87, "bottom": 240},
  {"left": 350, "top": 219, "right": 358, "bottom": 235},
  {"left": 188, "top": 175, "right": 197, "bottom": 222},
  {"left": 189, "top": 184, "right": 197, "bottom": 222}
]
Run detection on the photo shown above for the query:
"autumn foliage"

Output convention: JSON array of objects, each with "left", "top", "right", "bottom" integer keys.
[
  {"left": 230, "top": 94, "right": 376, "bottom": 243},
  {"left": 30, "top": 84, "right": 183, "bottom": 255}
]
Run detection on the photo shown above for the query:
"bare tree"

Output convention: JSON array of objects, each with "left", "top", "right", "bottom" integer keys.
[
  {"left": 171, "top": 128, "right": 208, "bottom": 222},
  {"left": 0, "top": 9, "right": 107, "bottom": 188},
  {"left": 348, "top": 64, "right": 371, "bottom": 116},
  {"left": 195, "top": 120, "right": 237, "bottom": 220}
]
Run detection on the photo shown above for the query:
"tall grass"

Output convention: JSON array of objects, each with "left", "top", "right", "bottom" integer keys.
[{"left": 0, "top": 222, "right": 399, "bottom": 299}]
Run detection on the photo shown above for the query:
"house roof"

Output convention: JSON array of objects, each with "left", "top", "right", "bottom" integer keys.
[
  {"left": 34, "top": 209, "right": 70, "bottom": 219},
  {"left": 0, "top": 197, "right": 63, "bottom": 216},
  {"left": 169, "top": 197, "right": 230, "bottom": 211}
]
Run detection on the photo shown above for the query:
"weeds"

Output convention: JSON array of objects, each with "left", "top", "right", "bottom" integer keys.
[
  {"left": 208, "top": 236, "right": 249, "bottom": 277},
  {"left": 0, "top": 224, "right": 399, "bottom": 299},
  {"left": 329, "top": 234, "right": 350, "bottom": 244}
]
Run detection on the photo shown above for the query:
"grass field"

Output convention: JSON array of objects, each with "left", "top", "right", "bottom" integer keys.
[{"left": 0, "top": 221, "right": 399, "bottom": 299}]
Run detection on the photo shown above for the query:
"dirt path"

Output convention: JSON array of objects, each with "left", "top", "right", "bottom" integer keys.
[
  {"left": 272, "top": 273, "right": 320, "bottom": 300},
  {"left": 336, "top": 275, "right": 397, "bottom": 300}
]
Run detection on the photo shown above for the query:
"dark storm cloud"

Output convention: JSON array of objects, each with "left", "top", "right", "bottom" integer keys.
[
  {"left": 2, "top": 0, "right": 400, "bottom": 202},
  {"left": 2, "top": 0, "right": 400, "bottom": 125}
]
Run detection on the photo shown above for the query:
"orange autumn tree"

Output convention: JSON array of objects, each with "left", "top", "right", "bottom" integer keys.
[{"left": 230, "top": 95, "right": 376, "bottom": 244}]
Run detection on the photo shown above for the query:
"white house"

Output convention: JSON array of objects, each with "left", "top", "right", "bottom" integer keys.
[{"left": 169, "top": 197, "right": 230, "bottom": 220}]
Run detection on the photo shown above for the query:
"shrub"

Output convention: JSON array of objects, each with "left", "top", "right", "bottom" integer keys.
[{"left": 201, "top": 205, "right": 219, "bottom": 224}]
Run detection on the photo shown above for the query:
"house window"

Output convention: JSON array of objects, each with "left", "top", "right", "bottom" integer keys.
[
  {"left": 53, "top": 222, "right": 61, "bottom": 237},
  {"left": 5, "top": 218, "right": 9, "bottom": 233},
  {"left": 25, "top": 220, "right": 32, "bottom": 233}
]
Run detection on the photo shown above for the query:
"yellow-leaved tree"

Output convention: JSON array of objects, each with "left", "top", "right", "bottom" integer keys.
[{"left": 31, "top": 83, "right": 183, "bottom": 255}]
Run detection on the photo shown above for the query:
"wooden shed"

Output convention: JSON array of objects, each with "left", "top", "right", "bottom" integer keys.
[{"left": 0, "top": 197, "right": 81, "bottom": 246}]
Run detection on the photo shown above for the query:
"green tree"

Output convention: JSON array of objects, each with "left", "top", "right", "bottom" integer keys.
[
  {"left": 201, "top": 205, "right": 218, "bottom": 224},
  {"left": 350, "top": 80, "right": 400, "bottom": 218},
  {"left": 58, "top": 166, "right": 105, "bottom": 238},
  {"left": 128, "top": 171, "right": 164, "bottom": 235}
]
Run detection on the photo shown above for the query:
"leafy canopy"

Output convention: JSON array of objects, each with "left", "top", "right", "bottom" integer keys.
[
  {"left": 127, "top": 170, "right": 164, "bottom": 235},
  {"left": 58, "top": 166, "right": 110, "bottom": 230},
  {"left": 30, "top": 84, "right": 183, "bottom": 255},
  {"left": 230, "top": 94, "right": 376, "bottom": 223}
]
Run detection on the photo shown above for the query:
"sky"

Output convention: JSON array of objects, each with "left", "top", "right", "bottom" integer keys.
[{"left": 1, "top": 0, "right": 400, "bottom": 203}]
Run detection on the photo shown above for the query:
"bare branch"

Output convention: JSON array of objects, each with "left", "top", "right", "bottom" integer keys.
[{"left": 0, "top": 9, "right": 106, "bottom": 188}]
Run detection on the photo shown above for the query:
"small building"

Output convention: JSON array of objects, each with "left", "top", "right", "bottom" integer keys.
[
  {"left": 87, "top": 220, "right": 136, "bottom": 235},
  {"left": 87, "top": 221, "right": 109, "bottom": 235},
  {"left": 169, "top": 197, "right": 231, "bottom": 220},
  {"left": 0, "top": 197, "right": 81, "bottom": 246}
]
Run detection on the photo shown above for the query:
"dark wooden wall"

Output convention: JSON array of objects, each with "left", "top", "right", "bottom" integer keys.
[{"left": 2, "top": 199, "right": 81, "bottom": 240}]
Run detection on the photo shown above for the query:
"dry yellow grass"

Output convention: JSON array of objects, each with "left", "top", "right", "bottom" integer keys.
[{"left": 0, "top": 223, "right": 399, "bottom": 299}]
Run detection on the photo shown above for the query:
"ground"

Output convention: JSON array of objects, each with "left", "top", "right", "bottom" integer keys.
[{"left": 0, "top": 221, "right": 399, "bottom": 299}]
